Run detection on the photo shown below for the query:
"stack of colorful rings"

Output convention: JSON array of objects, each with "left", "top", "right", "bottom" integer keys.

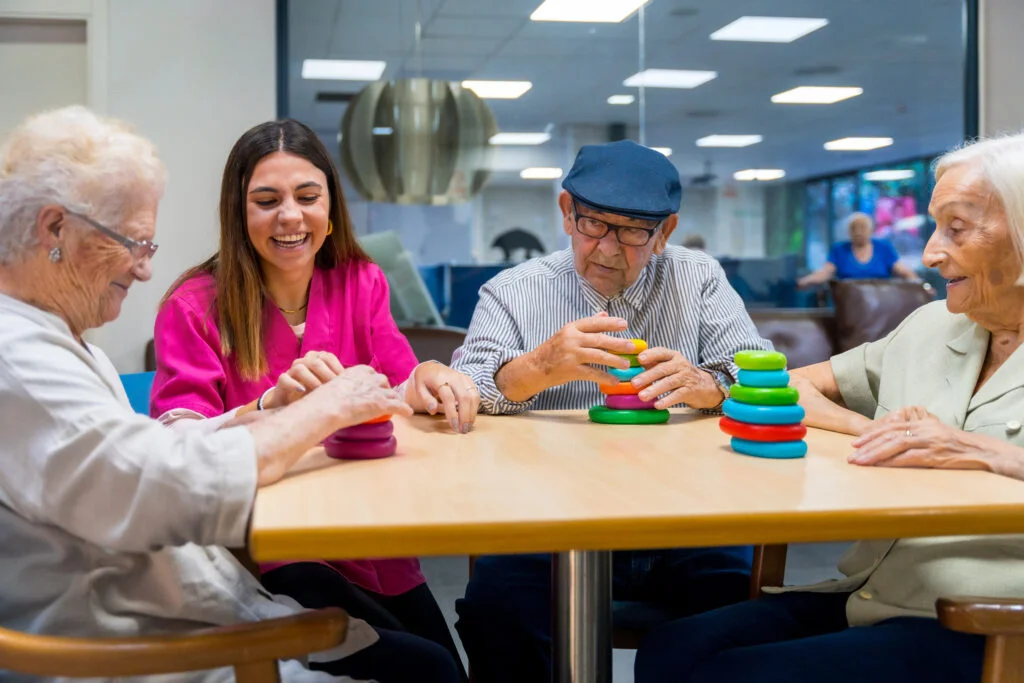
[
  {"left": 720, "top": 350, "right": 807, "bottom": 459},
  {"left": 589, "top": 338, "right": 670, "bottom": 425},
  {"left": 323, "top": 413, "right": 398, "bottom": 460}
]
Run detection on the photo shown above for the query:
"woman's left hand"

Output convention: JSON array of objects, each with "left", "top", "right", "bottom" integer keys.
[
  {"left": 405, "top": 362, "right": 479, "bottom": 434},
  {"left": 849, "top": 413, "right": 995, "bottom": 472}
]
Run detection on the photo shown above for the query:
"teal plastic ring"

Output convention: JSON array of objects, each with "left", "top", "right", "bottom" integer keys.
[
  {"left": 722, "top": 399, "right": 804, "bottom": 425},
  {"left": 731, "top": 437, "right": 807, "bottom": 459},
  {"left": 609, "top": 366, "right": 644, "bottom": 381},
  {"left": 736, "top": 369, "right": 790, "bottom": 388}
]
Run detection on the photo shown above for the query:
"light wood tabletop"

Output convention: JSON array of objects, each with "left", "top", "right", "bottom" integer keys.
[{"left": 249, "top": 411, "right": 1024, "bottom": 562}]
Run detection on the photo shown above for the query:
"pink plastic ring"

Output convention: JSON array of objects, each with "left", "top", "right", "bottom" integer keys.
[
  {"left": 323, "top": 436, "right": 398, "bottom": 460},
  {"left": 605, "top": 394, "right": 658, "bottom": 410},
  {"left": 328, "top": 421, "right": 395, "bottom": 442}
]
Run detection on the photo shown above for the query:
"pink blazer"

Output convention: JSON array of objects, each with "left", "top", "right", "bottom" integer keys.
[{"left": 151, "top": 260, "right": 424, "bottom": 596}]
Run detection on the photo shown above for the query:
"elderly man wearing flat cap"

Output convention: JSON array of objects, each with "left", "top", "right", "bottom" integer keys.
[{"left": 451, "top": 141, "right": 772, "bottom": 683}]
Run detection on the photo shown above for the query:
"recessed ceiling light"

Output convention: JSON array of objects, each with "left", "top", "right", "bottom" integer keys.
[
  {"left": 520, "top": 167, "right": 564, "bottom": 180},
  {"left": 530, "top": 0, "right": 649, "bottom": 23},
  {"left": 863, "top": 169, "right": 915, "bottom": 181},
  {"left": 301, "top": 59, "right": 386, "bottom": 81},
  {"left": 771, "top": 86, "right": 862, "bottom": 104},
  {"left": 696, "top": 134, "right": 763, "bottom": 148},
  {"left": 650, "top": 147, "right": 672, "bottom": 157},
  {"left": 624, "top": 69, "right": 717, "bottom": 89},
  {"left": 825, "top": 137, "right": 893, "bottom": 151},
  {"left": 490, "top": 132, "right": 552, "bottom": 145},
  {"left": 734, "top": 169, "right": 786, "bottom": 181},
  {"left": 711, "top": 16, "right": 828, "bottom": 43},
  {"left": 607, "top": 94, "right": 636, "bottom": 105},
  {"left": 462, "top": 80, "right": 533, "bottom": 99}
]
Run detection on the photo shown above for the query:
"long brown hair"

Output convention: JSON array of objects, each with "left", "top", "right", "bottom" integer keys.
[{"left": 163, "top": 119, "right": 369, "bottom": 379}]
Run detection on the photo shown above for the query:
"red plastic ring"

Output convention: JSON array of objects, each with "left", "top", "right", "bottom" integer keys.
[{"left": 719, "top": 416, "right": 806, "bottom": 442}]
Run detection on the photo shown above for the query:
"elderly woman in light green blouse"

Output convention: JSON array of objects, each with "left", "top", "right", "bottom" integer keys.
[{"left": 634, "top": 133, "right": 1024, "bottom": 683}]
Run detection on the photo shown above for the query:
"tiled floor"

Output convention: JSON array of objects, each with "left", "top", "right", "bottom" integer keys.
[{"left": 421, "top": 543, "right": 849, "bottom": 682}]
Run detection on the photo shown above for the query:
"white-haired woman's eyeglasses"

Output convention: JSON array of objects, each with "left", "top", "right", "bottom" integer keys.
[{"left": 65, "top": 210, "right": 159, "bottom": 261}]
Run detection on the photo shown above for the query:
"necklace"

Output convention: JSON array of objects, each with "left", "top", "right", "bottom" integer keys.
[{"left": 278, "top": 301, "right": 308, "bottom": 314}]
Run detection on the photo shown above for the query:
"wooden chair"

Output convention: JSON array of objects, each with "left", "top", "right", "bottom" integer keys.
[
  {"left": 939, "top": 596, "right": 1024, "bottom": 683},
  {"left": 0, "top": 608, "right": 348, "bottom": 682}
]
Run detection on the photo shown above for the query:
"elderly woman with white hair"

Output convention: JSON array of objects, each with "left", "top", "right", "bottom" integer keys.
[
  {"left": 797, "top": 211, "right": 919, "bottom": 286},
  {"left": 635, "top": 133, "right": 1024, "bottom": 683},
  {"left": 0, "top": 106, "right": 461, "bottom": 682}
]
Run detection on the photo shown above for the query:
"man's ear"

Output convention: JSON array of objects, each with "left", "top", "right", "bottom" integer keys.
[
  {"left": 558, "top": 191, "right": 575, "bottom": 237},
  {"left": 653, "top": 214, "right": 678, "bottom": 254}
]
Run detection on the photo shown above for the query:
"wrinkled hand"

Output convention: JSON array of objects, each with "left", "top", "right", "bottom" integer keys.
[
  {"left": 872, "top": 406, "right": 941, "bottom": 427},
  {"left": 266, "top": 351, "right": 345, "bottom": 409},
  {"left": 849, "top": 413, "right": 993, "bottom": 471},
  {"left": 631, "top": 347, "right": 721, "bottom": 410},
  {"left": 530, "top": 313, "right": 637, "bottom": 387},
  {"left": 321, "top": 365, "right": 413, "bottom": 427},
  {"left": 406, "top": 362, "right": 479, "bottom": 434}
]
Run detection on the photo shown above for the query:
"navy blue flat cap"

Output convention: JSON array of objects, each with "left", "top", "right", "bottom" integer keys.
[{"left": 562, "top": 140, "right": 682, "bottom": 221}]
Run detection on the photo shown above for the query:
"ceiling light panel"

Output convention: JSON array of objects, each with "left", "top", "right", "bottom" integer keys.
[
  {"left": 530, "top": 0, "right": 649, "bottom": 23},
  {"left": 711, "top": 16, "right": 828, "bottom": 43},
  {"left": 301, "top": 59, "right": 386, "bottom": 81},
  {"left": 696, "top": 135, "right": 763, "bottom": 148},
  {"left": 624, "top": 69, "right": 718, "bottom": 89},
  {"left": 771, "top": 86, "right": 862, "bottom": 104}
]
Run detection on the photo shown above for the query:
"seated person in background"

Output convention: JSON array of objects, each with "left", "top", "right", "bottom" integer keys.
[
  {"left": 634, "top": 133, "right": 1024, "bottom": 683},
  {"left": 151, "top": 119, "right": 474, "bottom": 679},
  {"left": 450, "top": 140, "right": 773, "bottom": 683},
  {"left": 0, "top": 106, "right": 461, "bottom": 682},
  {"left": 681, "top": 233, "right": 706, "bottom": 251},
  {"left": 797, "top": 212, "right": 919, "bottom": 287}
]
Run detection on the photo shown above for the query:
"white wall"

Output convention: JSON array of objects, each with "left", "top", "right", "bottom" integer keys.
[
  {"left": 673, "top": 185, "right": 766, "bottom": 258},
  {"left": 84, "top": 0, "right": 276, "bottom": 371},
  {"left": 980, "top": 0, "right": 1024, "bottom": 136},
  {"left": 476, "top": 184, "right": 563, "bottom": 263}
]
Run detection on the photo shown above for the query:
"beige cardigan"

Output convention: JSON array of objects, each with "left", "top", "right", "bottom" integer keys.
[{"left": 770, "top": 300, "right": 1024, "bottom": 627}]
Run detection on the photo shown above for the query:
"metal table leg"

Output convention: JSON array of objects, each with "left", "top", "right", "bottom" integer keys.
[{"left": 553, "top": 550, "right": 612, "bottom": 683}]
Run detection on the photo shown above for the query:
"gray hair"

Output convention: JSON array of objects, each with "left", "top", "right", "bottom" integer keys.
[
  {"left": 0, "top": 105, "right": 166, "bottom": 265},
  {"left": 846, "top": 212, "right": 873, "bottom": 231},
  {"left": 934, "top": 133, "right": 1024, "bottom": 283}
]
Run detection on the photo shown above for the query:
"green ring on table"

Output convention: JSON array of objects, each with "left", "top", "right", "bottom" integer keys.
[
  {"left": 730, "top": 437, "right": 807, "bottom": 459},
  {"left": 619, "top": 353, "right": 641, "bottom": 368},
  {"left": 719, "top": 417, "right": 807, "bottom": 442},
  {"left": 722, "top": 399, "right": 805, "bottom": 425},
  {"left": 736, "top": 369, "right": 790, "bottom": 388},
  {"left": 734, "top": 350, "right": 787, "bottom": 371},
  {"left": 729, "top": 384, "right": 800, "bottom": 406},
  {"left": 588, "top": 405, "right": 670, "bottom": 424},
  {"left": 609, "top": 366, "right": 644, "bottom": 381}
]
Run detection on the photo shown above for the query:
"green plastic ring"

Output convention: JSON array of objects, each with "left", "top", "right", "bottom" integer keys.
[
  {"left": 588, "top": 405, "right": 670, "bottom": 425},
  {"left": 734, "top": 350, "right": 787, "bottom": 371},
  {"left": 729, "top": 384, "right": 800, "bottom": 406},
  {"left": 619, "top": 354, "right": 641, "bottom": 368}
]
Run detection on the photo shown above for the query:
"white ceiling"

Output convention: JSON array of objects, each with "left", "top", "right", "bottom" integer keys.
[{"left": 287, "top": 0, "right": 968, "bottom": 185}]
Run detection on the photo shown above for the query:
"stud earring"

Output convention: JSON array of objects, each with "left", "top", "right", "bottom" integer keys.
[{"left": 48, "top": 247, "right": 62, "bottom": 263}]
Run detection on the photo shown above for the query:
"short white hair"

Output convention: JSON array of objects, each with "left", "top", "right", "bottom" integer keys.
[
  {"left": 846, "top": 212, "right": 873, "bottom": 231},
  {"left": 934, "top": 133, "right": 1024, "bottom": 282},
  {"left": 0, "top": 105, "right": 166, "bottom": 265}
]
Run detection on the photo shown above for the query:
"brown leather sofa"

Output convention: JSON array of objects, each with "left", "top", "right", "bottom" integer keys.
[{"left": 748, "top": 279, "right": 937, "bottom": 369}]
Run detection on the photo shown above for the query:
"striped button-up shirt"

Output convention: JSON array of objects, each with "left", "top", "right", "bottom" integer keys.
[{"left": 451, "top": 246, "right": 773, "bottom": 415}]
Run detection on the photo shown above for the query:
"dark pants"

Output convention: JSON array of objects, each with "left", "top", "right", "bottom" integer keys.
[
  {"left": 634, "top": 590, "right": 985, "bottom": 683},
  {"left": 262, "top": 561, "right": 465, "bottom": 683},
  {"left": 455, "top": 548, "right": 753, "bottom": 683}
]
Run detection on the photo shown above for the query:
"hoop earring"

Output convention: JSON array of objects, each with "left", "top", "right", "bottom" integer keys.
[
  {"left": 48, "top": 247, "right": 62, "bottom": 263},
  {"left": 326, "top": 220, "right": 334, "bottom": 236}
]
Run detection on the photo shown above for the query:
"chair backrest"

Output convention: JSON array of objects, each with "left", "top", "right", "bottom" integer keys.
[
  {"left": 120, "top": 372, "right": 155, "bottom": 416},
  {"left": 399, "top": 326, "right": 468, "bottom": 365},
  {"left": 830, "top": 279, "right": 936, "bottom": 353}
]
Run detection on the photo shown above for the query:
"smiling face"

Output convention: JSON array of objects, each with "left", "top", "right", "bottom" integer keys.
[
  {"left": 559, "top": 191, "right": 677, "bottom": 298},
  {"left": 245, "top": 151, "right": 331, "bottom": 279},
  {"left": 925, "top": 163, "right": 1023, "bottom": 318}
]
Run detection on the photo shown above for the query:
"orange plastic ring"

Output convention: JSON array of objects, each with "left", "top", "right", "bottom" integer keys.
[
  {"left": 363, "top": 414, "right": 393, "bottom": 425},
  {"left": 599, "top": 381, "right": 640, "bottom": 396}
]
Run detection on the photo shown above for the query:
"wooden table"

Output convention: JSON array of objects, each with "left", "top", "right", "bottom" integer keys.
[{"left": 250, "top": 411, "right": 1024, "bottom": 683}]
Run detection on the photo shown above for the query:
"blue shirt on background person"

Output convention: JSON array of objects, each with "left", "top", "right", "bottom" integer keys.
[{"left": 829, "top": 238, "right": 900, "bottom": 279}]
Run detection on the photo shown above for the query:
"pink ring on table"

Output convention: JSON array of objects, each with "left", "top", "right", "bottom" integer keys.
[
  {"left": 328, "top": 421, "right": 395, "bottom": 442},
  {"left": 605, "top": 394, "right": 657, "bottom": 410},
  {"left": 324, "top": 436, "right": 398, "bottom": 460}
]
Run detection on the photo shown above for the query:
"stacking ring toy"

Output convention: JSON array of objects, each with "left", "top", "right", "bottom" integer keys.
[
  {"left": 589, "top": 406, "right": 670, "bottom": 425},
  {"left": 324, "top": 435, "right": 398, "bottom": 460},
  {"left": 730, "top": 437, "right": 807, "bottom": 459},
  {"left": 363, "top": 414, "right": 393, "bottom": 425},
  {"left": 621, "top": 354, "right": 642, "bottom": 368},
  {"left": 599, "top": 381, "right": 641, "bottom": 396},
  {"left": 729, "top": 385, "right": 800, "bottom": 406},
  {"left": 609, "top": 366, "right": 644, "bottom": 381},
  {"left": 736, "top": 369, "right": 790, "bottom": 388},
  {"left": 719, "top": 417, "right": 806, "bottom": 442},
  {"left": 628, "top": 338, "right": 648, "bottom": 353},
  {"left": 330, "top": 421, "right": 395, "bottom": 442},
  {"left": 722, "top": 399, "right": 804, "bottom": 425},
  {"left": 605, "top": 394, "right": 658, "bottom": 410},
  {"left": 734, "top": 350, "right": 787, "bottom": 371}
]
